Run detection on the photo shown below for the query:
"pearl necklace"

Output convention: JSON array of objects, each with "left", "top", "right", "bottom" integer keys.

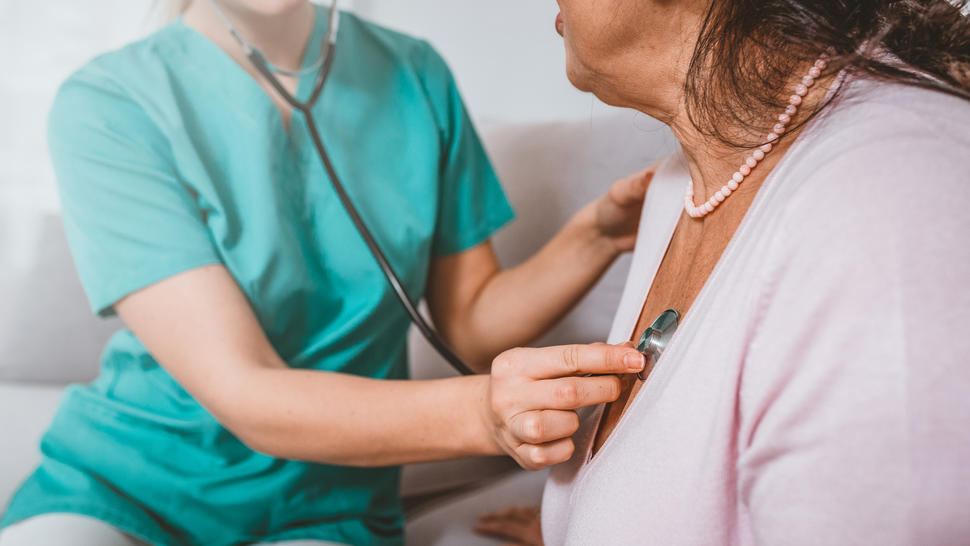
[{"left": 685, "top": 55, "right": 829, "bottom": 218}]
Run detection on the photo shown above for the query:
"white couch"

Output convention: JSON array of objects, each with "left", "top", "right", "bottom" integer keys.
[{"left": 0, "top": 113, "right": 675, "bottom": 543}]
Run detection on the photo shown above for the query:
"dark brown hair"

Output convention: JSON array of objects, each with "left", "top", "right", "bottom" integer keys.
[{"left": 686, "top": 0, "right": 970, "bottom": 147}]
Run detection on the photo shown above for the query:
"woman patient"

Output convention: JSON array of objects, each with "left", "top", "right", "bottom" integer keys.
[{"left": 479, "top": 0, "right": 970, "bottom": 544}]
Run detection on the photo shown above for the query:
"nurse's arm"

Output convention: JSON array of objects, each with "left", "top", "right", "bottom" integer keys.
[
  {"left": 427, "top": 167, "right": 655, "bottom": 372},
  {"left": 113, "top": 263, "right": 639, "bottom": 467}
]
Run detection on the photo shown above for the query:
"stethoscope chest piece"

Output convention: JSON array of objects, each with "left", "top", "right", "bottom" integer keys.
[{"left": 635, "top": 309, "right": 680, "bottom": 380}]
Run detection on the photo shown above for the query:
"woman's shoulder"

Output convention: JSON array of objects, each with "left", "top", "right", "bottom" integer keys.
[
  {"left": 807, "top": 78, "right": 967, "bottom": 164},
  {"left": 746, "top": 77, "right": 970, "bottom": 324},
  {"left": 792, "top": 77, "right": 970, "bottom": 190},
  {"left": 771, "top": 78, "right": 970, "bottom": 243}
]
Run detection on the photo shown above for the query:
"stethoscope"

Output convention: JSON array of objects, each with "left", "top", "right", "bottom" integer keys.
[
  {"left": 635, "top": 309, "right": 679, "bottom": 381},
  {"left": 208, "top": 0, "right": 680, "bottom": 378}
]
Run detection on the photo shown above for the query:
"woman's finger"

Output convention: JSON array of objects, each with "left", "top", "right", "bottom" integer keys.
[
  {"left": 509, "top": 409, "right": 580, "bottom": 444},
  {"left": 494, "top": 344, "right": 644, "bottom": 381}
]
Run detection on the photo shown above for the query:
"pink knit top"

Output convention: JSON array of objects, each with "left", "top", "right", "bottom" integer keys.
[{"left": 541, "top": 77, "right": 970, "bottom": 546}]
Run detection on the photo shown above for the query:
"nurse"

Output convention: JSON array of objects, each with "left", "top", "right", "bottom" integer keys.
[{"left": 0, "top": 1, "right": 650, "bottom": 545}]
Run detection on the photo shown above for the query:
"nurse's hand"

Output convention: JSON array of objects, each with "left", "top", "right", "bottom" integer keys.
[
  {"left": 585, "top": 165, "right": 657, "bottom": 253},
  {"left": 480, "top": 342, "right": 644, "bottom": 471}
]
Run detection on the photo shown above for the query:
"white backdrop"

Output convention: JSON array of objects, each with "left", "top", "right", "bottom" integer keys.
[
  {"left": 0, "top": 1, "right": 153, "bottom": 269},
  {"left": 0, "top": 0, "right": 617, "bottom": 223},
  {"left": 351, "top": 0, "right": 606, "bottom": 123}
]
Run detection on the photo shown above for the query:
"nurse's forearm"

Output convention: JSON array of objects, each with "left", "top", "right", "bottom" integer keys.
[
  {"left": 458, "top": 205, "right": 619, "bottom": 366},
  {"left": 223, "top": 369, "right": 500, "bottom": 466},
  {"left": 115, "top": 265, "right": 632, "bottom": 470}
]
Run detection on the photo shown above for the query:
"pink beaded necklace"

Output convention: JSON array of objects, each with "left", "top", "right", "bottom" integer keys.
[{"left": 685, "top": 55, "right": 829, "bottom": 218}]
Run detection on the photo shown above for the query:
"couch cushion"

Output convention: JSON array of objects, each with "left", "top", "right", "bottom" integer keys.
[
  {"left": 0, "top": 383, "right": 65, "bottom": 514},
  {"left": 405, "top": 469, "right": 550, "bottom": 546},
  {"left": 0, "top": 212, "right": 121, "bottom": 384}
]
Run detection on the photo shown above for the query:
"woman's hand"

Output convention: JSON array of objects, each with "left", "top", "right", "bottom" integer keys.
[
  {"left": 475, "top": 505, "right": 544, "bottom": 545},
  {"left": 585, "top": 166, "right": 657, "bottom": 253},
  {"left": 479, "top": 343, "right": 644, "bottom": 470}
]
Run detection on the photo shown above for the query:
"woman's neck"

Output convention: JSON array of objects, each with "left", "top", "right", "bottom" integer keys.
[
  {"left": 671, "top": 122, "right": 798, "bottom": 206},
  {"left": 665, "top": 70, "right": 835, "bottom": 204},
  {"left": 182, "top": 1, "right": 316, "bottom": 73}
]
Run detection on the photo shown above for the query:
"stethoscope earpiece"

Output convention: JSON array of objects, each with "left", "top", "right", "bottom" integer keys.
[{"left": 635, "top": 309, "right": 680, "bottom": 381}]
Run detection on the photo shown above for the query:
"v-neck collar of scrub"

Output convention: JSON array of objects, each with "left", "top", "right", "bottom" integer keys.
[{"left": 172, "top": 4, "right": 333, "bottom": 138}]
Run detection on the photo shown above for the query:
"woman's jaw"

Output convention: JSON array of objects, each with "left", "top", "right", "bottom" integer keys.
[
  {"left": 552, "top": 0, "right": 705, "bottom": 123},
  {"left": 551, "top": 0, "right": 832, "bottom": 200}
]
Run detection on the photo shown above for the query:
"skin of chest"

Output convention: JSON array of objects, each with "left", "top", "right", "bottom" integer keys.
[{"left": 591, "top": 180, "right": 762, "bottom": 456}]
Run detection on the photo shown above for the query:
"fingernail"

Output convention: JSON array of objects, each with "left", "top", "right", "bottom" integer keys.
[{"left": 625, "top": 352, "right": 645, "bottom": 370}]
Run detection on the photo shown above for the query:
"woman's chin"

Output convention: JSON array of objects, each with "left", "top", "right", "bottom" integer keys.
[{"left": 564, "top": 63, "right": 594, "bottom": 94}]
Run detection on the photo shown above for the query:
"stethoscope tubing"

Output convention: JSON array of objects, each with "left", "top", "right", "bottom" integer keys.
[{"left": 244, "top": 27, "right": 477, "bottom": 376}]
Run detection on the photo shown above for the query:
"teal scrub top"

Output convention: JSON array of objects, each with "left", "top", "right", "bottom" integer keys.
[{"left": 1, "top": 7, "right": 513, "bottom": 546}]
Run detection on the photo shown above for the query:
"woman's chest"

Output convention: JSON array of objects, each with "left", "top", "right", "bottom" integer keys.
[
  {"left": 542, "top": 151, "right": 787, "bottom": 546},
  {"left": 544, "top": 310, "right": 759, "bottom": 545},
  {"left": 593, "top": 213, "right": 742, "bottom": 452},
  {"left": 545, "top": 265, "right": 770, "bottom": 545}
]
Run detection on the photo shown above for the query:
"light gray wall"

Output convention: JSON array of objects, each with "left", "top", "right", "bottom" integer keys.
[{"left": 351, "top": 0, "right": 615, "bottom": 124}]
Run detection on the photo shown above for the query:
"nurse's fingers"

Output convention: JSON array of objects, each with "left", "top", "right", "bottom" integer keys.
[
  {"left": 514, "top": 437, "right": 575, "bottom": 471},
  {"left": 509, "top": 409, "right": 581, "bottom": 445},
  {"left": 607, "top": 165, "right": 656, "bottom": 207},
  {"left": 523, "top": 376, "right": 623, "bottom": 412},
  {"left": 492, "top": 344, "right": 644, "bottom": 381}
]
